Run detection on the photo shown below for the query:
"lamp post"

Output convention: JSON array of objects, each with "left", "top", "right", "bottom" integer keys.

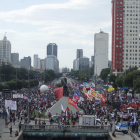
[
  {"left": 107, "top": 74, "right": 110, "bottom": 107},
  {"left": 27, "top": 68, "right": 31, "bottom": 124}
]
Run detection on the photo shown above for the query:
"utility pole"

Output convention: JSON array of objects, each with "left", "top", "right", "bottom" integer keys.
[
  {"left": 107, "top": 74, "right": 110, "bottom": 107},
  {"left": 28, "top": 67, "right": 31, "bottom": 123}
]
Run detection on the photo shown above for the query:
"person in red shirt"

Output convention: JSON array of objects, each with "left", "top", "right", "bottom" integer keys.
[{"left": 72, "top": 120, "right": 75, "bottom": 125}]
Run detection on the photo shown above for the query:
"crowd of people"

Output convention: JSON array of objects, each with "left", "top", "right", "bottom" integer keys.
[{"left": 0, "top": 77, "right": 140, "bottom": 137}]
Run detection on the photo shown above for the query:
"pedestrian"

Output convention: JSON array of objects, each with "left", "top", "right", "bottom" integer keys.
[
  {"left": 13, "top": 117, "right": 15, "bottom": 125},
  {"left": 19, "top": 122, "right": 21, "bottom": 132},
  {"left": 110, "top": 122, "right": 113, "bottom": 131},
  {"left": 9, "top": 126, "right": 12, "bottom": 137}
]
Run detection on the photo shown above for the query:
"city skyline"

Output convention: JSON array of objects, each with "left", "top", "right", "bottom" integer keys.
[{"left": 0, "top": 0, "right": 112, "bottom": 69}]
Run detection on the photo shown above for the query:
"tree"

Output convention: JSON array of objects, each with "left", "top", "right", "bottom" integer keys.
[
  {"left": 0, "top": 84, "right": 3, "bottom": 91},
  {"left": 133, "top": 78, "right": 140, "bottom": 93},
  {"left": 3, "top": 83, "right": 10, "bottom": 89},
  {"left": 109, "top": 74, "right": 117, "bottom": 88},
  {"left": 124, "top": 66, "right": 138, "bottom": 76},
  {"left": 115, "top": 76, "right": 125, "bottom": 88},
  {"left": 100, "top": 68, "right": 110, "bottom": 81}
]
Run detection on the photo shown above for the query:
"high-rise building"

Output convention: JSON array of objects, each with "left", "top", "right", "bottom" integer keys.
[
  {"left": 11, "top": 53, "right": 19, "bottom": 65},
  {"left": 91, "top": 56, "right": 94, "bottom": 62},
  {"left": 24, "top": 56, "right": 31, "bottom": 69},
  {"left": 47, "top": 43, "right": 57, "bottom": 57},
  {"left": 111, "top": 0, "right": 140, "bottom": 76},
  {"left": 94, "top": 31, "right": 109, "bottom": 75},
  {"left": 45, "top": 55, "right": 59, "bottom": 73},
  {"left": 78, "top": 57, "right": 89, "bottom": 71},
  {"left": 20, "top": 56, "right": 31, "bottom": 70},
  {"left": 0, "top": 36, "right": 11, "bottom": 66},
  {"left": 11, "top": 53, "right": 20, "bottom": 68},
  {"left": 34, "top": 54, "right": 40, "bottom": 69},
  {"left": 40, "top": 59, "right": 45, "bottom": 70},
  {"left": 76, "top": 49, "right": 83, "bottom": 59}
]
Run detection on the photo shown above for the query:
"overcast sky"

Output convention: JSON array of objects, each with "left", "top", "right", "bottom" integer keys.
[{"left": 0, "top": 0, "right": 112, "bottom": 69}]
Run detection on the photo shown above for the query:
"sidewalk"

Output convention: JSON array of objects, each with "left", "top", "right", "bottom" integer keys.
[{"left": 0, "top": 119, "right": 19, "bottom": 140}]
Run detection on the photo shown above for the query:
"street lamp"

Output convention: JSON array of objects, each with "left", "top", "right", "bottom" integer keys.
[
  {"left": 107, "top": 74, "right": 110, "bottom": 107},
  {"left": 27, "top": 69, "right": 31, "bottom": 124}
]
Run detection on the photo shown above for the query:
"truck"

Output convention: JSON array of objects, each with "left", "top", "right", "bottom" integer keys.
[{"left": 79, "top": 115, "right": 101, "bottom": 126}]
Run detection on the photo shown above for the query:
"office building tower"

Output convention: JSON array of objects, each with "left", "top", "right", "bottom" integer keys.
[
  {"left": 78, "top": 57, "right": 89, "bottom": 71},
  {"left": 40, "top": 59, "right": 45, "bottom": 70},
  {"left": 45, "top": 55, "right": 59, "bottom": 73},
  {"left": 47, "top": 43, "right": 57, "bottom": 57},
  {"left": 94, "top": 31, "right": 109, "bottom": 75},
  {"left": 0, "top": 36, "right": 11, "bottom": 66},
  {"left": 20, "top": 58, "right": 30, "bottom": 70},
  {"left": 34, "top": 54, "right": 40, "bottom": 69},
  {"left": 24, "top": 56, "right": 31, "bottom": 70},
  {"left": 11, "top": 53, "right": 19, "bottom": 65},
  {"left": 76, "top": 49, "right": 83, "bottom": 59},
  {"left": 111, "top": 0, "right": 140, "bottom": 75},
  {"left": 11, "top": 53, "right": 20, "bottom": 68},
  {"left": 91, "top": 56, "right": 94, "bottom": 62}
]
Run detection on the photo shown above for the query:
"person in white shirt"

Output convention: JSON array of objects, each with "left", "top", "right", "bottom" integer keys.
[{"left": 105, "top": 118, "right": 108, "bottom": 125}]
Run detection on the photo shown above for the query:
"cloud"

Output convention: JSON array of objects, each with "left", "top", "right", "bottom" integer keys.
[{"left": 0, "top": 0, "right": 112, "bottom": 68}]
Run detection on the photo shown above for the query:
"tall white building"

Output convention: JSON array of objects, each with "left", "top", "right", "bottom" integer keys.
[
  {"left": 94, "top": 31, "right": 109, "bottom": 75},
  {"left": 111, "top": 0, "right": 140, "bottom": 75},
  {"left": 0, "top": 36, "right": 11, "bottom": 66},
  {"left": 34, "top": 54, "right": 40, "bottom": 69},
  {"left": 45, "top": 55, "right": 59, "bottom": 73}
]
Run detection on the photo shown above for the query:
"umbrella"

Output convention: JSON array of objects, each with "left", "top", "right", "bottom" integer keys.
[
  {"left": 23, "top": 96, "right": 28, "bottom": 100},
  {"left": 127, "top": 107, "right": 134, "bottom": 110}
]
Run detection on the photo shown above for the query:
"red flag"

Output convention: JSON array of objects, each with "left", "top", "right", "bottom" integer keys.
[
  {"left": 101, "top": 93, "right": 107, "bottom": 104},
  {"left": 66, "top": 107, "right": 70, "bottom": 112},
  {"left": 53, "top": 87, "right": 63, "bottom": 100},
  {"left": 68, "top": 97, "right": 79, "bottom": 111}
]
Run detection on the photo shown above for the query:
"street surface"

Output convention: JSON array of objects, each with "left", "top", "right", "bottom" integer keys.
[{"left": 0, "top": 118, "right": 135, "bottom": 140}]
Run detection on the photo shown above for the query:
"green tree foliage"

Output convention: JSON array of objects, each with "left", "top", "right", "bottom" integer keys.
[
  {"left": 115, "top": 76, "right": 125, "bottom": 87},
  {"left": 100, "top": 68, "right": 110, "bottom": 81},
  {"left": 0, "top": 84, "right": 3, "bottom": 91},
  {"left": 124, "top": 66, "right": 138, "bottom": 76},
  {"left": 109, "top": 74, "right": 117, "bottom": 88},
  {"left": 41, "top": 69, "right": 57, "bottom": 83},
  {"left": 69, "top": 66, "right": 94, "bottom": 82},
  {"left": 133, "top": 78, "right": 140, "bottom": 93}
]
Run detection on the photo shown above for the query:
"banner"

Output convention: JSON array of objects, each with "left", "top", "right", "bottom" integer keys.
[
  {"left": 91, "top": 89, "right": 101, "bottom": 99},
  {"left": 119, "top": 90, "right": 122, "bottom": 102},
  {"left": 5, "top": 100, "right": 17, "bottom": 110},
  {"left": 68, "top": 97, "right": 79, "bottom": 111},
  {"left": 13, "top": 94, "right": 23, "bottom": 98},
  {"left": 53, "top": 87, "right": 63, "bottom": 100},
  {"left": 83, "top": 88, "right": 88, "bottom": 96}
]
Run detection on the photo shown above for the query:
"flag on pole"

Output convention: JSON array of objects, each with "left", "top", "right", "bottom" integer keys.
[
  {"left": 61, "top": 104, "right": 65, "bottom": 112},
  {"left": 72, "top": 91, "right": 80, "bottom": 102}
]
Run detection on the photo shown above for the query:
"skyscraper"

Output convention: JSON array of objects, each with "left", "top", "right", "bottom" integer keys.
[
  {"left": 111, "top": 0, "right": 140, "bottom": 76},
  {"left": 11, "top": 53, "right": 19, "bottom": 65},
  {"left": 0, "top": 36, "right": 11, "bottom": 66},
  {"left": 47, "top": 43, "right": 57, "bottom": 57},
  {"left": 94, "top": 31, "right": 109, "bottom": 75},
  {"left": 11, "top": 53, "right": 20, "bottom": 68},
  {"left": 34, "top": 54, "right": 40, "bottom": 69},
  {"left": 76, "top": 49, "right": 83, "bottom": 59}
]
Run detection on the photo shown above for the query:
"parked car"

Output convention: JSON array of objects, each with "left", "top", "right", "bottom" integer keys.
[
  {"left": 115, "top": 123, "right": 129, "bottom": 134},
  {"left": 138, "top": 129, "right": 140, "bottom": 137},
  {"left": 119, "top": 112, "right": 130, "bottom": 120}
]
